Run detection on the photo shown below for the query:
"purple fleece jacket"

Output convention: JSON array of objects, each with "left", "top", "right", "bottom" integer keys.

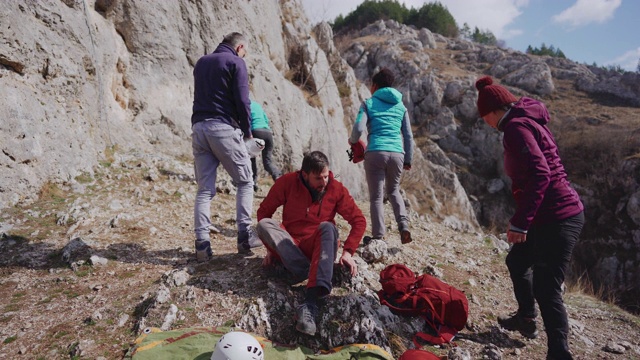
[
  {"left": 191, "top": 43, "right": 252, "bottom": 137},
  {"left": 500, "top": 97, "right": 583, "bottom": 230}
]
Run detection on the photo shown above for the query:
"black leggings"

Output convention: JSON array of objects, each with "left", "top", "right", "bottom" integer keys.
[
  {"left": 250, "top": 128, "right": 281, "bottom": 182},
  {"left": 506, "top": 211, "right": 584, "bottom": 360}
]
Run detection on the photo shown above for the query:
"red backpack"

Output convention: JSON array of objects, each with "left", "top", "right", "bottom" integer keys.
[{"left": 378, "top": 264, "right": 469, "bottom": 346}]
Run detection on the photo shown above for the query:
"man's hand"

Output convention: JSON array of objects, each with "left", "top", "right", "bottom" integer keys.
[
  {"left": 507, "top": 229, "right": 527, "bottom": 244},
  {"left": 403, "top": 163, "right": 411, "bottom": 171},
  {"left": 339, "top": 251, "right": 358, "bottom": 276}
]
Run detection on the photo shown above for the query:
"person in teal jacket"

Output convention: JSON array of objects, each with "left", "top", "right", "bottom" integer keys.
[
  {"left": 250, "top": 100, "right": 282, "bottom": 191},
  {"left": 349, "top": 68, "right": 414, "bottom": 244}
]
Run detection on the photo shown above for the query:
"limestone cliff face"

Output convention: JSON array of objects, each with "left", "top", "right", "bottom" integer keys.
[
  {"left": 0, "top": 0, "right": 368, "bottom": 207},
  {"left": 1, "top": 0, "right": 478, "bottom": 231}
]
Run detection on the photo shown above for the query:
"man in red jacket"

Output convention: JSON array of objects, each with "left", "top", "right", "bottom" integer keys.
[{"left": 256, "top": 151, "right": 366, "bottom": 336}]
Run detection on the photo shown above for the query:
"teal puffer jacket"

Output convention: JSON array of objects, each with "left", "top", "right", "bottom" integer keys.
[
  {"left": 250, "top": 101, "right": 270, "bottom": 130},
  {"left": 363, "top": 87, "right": 406, "bottom": 153}
]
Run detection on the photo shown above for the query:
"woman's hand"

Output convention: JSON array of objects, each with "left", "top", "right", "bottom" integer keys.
[{"left": 507, "top": 229, "right": 527, "bottom": 243}]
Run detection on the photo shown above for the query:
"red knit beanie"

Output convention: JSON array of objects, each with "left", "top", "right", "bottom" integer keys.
[{"left": 475, "top": 76, "right": 518, "bottom": 117}]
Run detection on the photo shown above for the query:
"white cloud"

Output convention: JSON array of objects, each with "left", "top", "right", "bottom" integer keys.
[
  {"left": 436, "top": 0, "right": 527, "bottom": 40},
  {"left": 605, "top": 47, "right": 640, "bottom": 71},
  {"left": 552, "top": 0, "right": 622, "bottom": 28}
]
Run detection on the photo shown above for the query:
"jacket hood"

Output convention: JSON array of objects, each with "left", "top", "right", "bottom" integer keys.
[
  {"left": 507, "top": 97, "right": 550, "bottom": 126},
  {"left": 213, "top": 43, "right": 238, "bottom": 56},
  {"left": 372, "top": 87, "right": 403, "bottom": 105}
]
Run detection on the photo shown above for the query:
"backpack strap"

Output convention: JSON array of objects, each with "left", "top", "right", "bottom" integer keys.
[
  {"left": 411, "top": 291, "right": 457, "bottom": 347},
  {"left": 378, "top": 290, "right": 413, "bottom": 315},
  {"left": 413, "top": 324, "right": 457, "bottom": 347},
  {"left": 413, "top": 289, "right": 445, "bottom": 325}
]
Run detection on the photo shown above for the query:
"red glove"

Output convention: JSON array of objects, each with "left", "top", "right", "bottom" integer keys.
[{"left": 348, "top": 140, "right": 366, "bottom": 164}]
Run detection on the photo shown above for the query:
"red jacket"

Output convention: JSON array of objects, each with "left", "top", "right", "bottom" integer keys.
[{"left": 257, "top": 171, "right": 366, "bottom": 255}]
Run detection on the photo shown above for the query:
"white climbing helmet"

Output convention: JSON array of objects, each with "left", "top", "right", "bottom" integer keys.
[{"left": 210, "top": 331, "right": 264, "bottom": 360}]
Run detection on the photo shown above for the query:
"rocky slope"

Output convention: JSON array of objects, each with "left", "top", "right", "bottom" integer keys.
[
  {"left": 1, "top": 153, "right": 639, "bottom": 359},
  {"left": 1, "top": 1, "right": 640, "bottom": 358}
]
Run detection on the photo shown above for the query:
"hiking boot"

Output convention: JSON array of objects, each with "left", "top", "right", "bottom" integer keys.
[
  {"left": 363, "top": 236, "right": 384, "bottom": 246},
  {"left": 295, "top": 302, "right": 318, "bottom": 336},
  {"left": 238, "top": 226, "right": 262, "bottom": 256},
  {"left": 498, "top": 312, "right": 538, "bottom": 339},
  {"left": 237, "top": 242, "right": 254, "bottom": 256},
  {"left": 195, "top": 239, "right": 212, "bottom": 262},
  {"left": 400, "top": 230, "right": 412, "bottom": 244}
]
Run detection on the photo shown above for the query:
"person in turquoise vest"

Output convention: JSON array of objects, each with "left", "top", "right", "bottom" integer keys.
[
  {"left": 250, "top": 100, "right": 282, "bottom": 191},
  {"left": 348, "top": 68, "right": 414, "bottom": 244}
]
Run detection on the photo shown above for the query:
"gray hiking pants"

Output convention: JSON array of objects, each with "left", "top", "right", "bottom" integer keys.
[
  {"left": 192, "top": 121, "right": 254, "bottom": 241},
  {"left": 364, "top": 151, "right": 409, "bottom": 239},
  {"left": 257, "top": 218, "right": 338, "bottom": 292}
]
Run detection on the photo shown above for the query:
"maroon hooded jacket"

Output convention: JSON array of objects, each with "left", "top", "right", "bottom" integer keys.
[{"left": 499, "top": 97, "right": 583, "bottom": 230}]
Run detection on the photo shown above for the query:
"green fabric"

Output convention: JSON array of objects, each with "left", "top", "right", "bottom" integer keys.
[
  {"left": 125, "top": 326, "right": 394, "bottom": 360},
  {"left": 250, "top": 101, "right": 270, "bottom": 130}
]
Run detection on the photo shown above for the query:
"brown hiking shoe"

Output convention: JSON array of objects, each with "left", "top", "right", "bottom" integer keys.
[
  {"left": 498, "top": 312, "right": 538, "bottom": 339},
  {"left": 401, "top": 230, "right": 412, "bottom": 244}
]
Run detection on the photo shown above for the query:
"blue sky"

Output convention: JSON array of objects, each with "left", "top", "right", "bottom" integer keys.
[{"left": 301, "top": 0, "right": 640, "bottom": 71}]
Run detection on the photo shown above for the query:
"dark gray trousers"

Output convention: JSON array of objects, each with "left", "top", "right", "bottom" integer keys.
[
  {"left": 251, "top": 128, "right": 281, "bottom": 182},
  {"left": 257, "top": 218, "right": 338, "bottom": 293},
  {"left": 506, "top": 212, "right": 584, "bottom": 359}
]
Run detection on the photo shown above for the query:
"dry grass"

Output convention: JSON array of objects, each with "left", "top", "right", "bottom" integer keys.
[
  {"left": 37, "top": 181, "right": 66, "bottom": 203},
  {"left": 337, "top": 79, "right": 351, "bottom": 98},
  {"left": 100, "top": 144, "right": 119, "bottom": 168},
  {"left": 566, "top": 270, "right": 618, "bottom": 305},
  {"left": 304, "top": 91, "right": 323, "bottom": 108}
]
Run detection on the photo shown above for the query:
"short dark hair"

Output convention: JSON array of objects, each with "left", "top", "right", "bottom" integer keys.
[
  {"left": 222, "top": 32, "right": 245, "bottom": 47},
  {"left": 372, "top": 68, "right": 394, "bottom": 89},
  {"left": 301, "top": 151, "right": 329, "bottom": 174}
]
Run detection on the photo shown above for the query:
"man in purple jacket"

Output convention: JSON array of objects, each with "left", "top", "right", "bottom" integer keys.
[
  {"left": 476, "top": 76, "right": 584, "bottom": 360},
  {"left": 191, "top": 32, "right": 260, "bottom": 260}
]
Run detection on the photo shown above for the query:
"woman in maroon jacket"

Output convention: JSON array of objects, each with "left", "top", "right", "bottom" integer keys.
[{"left": 476, "top": 76, "right": 584, "bottom": 360}]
